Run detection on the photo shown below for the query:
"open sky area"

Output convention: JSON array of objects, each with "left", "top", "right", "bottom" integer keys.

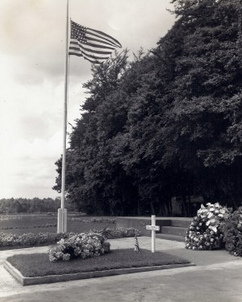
[{"left": 0, "top": 0, "right": 175, "bottom": 199}]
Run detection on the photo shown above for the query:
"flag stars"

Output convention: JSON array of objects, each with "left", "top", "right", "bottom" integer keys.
[
  {"left": 77, "top": 32, "right": 87, "bottom": 44},
  {"left": 71, "top": 23, "right": 87, "bottom": 43}
]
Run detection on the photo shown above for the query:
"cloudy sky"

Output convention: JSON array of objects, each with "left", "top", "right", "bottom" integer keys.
[{"left": 0, "top": 0, "right": 175, "bottom": 199}]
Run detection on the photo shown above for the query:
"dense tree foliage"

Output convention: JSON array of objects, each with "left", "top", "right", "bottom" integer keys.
[{"left": 54, "top": 0, "right": 242, "bottom": 216}]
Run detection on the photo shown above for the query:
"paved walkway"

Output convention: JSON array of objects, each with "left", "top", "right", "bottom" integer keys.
[{"left": 0, "top": 237, "right": 242, "bottom": 302}]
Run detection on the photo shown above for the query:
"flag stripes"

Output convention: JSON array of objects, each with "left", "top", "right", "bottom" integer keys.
[{"left": 69, "top": 20, "right": 122, "bottom": 64}]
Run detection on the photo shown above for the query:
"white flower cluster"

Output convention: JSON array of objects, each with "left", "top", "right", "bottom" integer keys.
[
  {"left": 49, "top": 232, "right": 110, "bottom": 262},
  {"left": 185, "top": 203, "right": 230, "bottom": 250}
]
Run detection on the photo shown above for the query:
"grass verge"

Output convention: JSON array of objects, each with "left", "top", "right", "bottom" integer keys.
[{"left": 7, "top": 249, "right": 190, "bottom": 278}]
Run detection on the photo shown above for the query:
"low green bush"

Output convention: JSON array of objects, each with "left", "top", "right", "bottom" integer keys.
[
  {"left": 93, "top": 227, "right": 141, "bottom": 239},
  {"left": 223, "top": 207, "right": 242, "bottom": 257},
  {"left": 0, "top": 232, "right": 72, "bottom": 248},
  {"left": 0, "top": 227, "right": 140, "bottom": 249}
]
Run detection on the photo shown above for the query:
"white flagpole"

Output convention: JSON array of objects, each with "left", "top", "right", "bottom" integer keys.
[{"left": 57, "top": 0, "right": 70, "bottom": 233}]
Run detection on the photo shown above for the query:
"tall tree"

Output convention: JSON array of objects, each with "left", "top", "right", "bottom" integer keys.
[{"left": 54, "top": 0, "right": 242, "bottom": 215}]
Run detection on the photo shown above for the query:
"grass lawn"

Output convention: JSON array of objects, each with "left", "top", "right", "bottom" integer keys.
[
  {"left": 0, "top": 214, "right": 115, "bottom": 235},
  {"left": 7, "top": 249, "right": 191, "bottom": 278}
]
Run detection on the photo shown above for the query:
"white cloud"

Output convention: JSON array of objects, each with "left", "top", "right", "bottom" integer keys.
[{"left": 0, "top": 131, "right": 62, "bottom": 199}]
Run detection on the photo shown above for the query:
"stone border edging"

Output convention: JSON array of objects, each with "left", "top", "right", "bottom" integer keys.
[{"left": 4, "top": 260, "right": 195, "bottom": 286}]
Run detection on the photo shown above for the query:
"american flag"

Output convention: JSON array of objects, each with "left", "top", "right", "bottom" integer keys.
[
  {"left": 69, "top": 20, "right": 122, "bottom": 64},
  {"left": 134, "top": 233, "right": 141, "bottom": 253}
]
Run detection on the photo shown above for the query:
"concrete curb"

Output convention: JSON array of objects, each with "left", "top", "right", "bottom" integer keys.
[{"left": 4, "top": 259, "right": 195, "bottom": 286}]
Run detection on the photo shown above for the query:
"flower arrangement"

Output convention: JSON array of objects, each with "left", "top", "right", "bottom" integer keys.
[
  {"left": 48, "top": 232, "right": 111, "bottom": 262},
  {"left": 223, "top": 207, "right": 242, "bottom": 257},
  {"left": 185, "top": 203, "right": 230, "bottom": 250}
]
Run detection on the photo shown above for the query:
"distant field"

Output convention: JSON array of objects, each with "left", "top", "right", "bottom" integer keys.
[{"left": 0, "top": 213, "right": 116, "bottom": 235}]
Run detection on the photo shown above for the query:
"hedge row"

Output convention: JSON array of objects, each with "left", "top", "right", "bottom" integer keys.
[{"left": 0, "top": 227, "right": 141, "bottom": 249}]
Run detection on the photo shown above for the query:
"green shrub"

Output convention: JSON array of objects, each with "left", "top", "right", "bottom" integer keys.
[
  {"left": 0, "top": 232, "right": 75, "bottom": 248},
  {"left": 185, "top": 203, "right": 230, "bottom": 250},
  {"left": 223, "top": 207, "right": 242, "bottom": 257},
  {"left": 0, "top": 227, "right": 140, "bottom": 249},
  {"left": 93, "top": 227, "right": 141, "bottom": 239}
]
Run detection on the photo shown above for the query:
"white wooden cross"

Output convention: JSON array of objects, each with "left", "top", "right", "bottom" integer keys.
[{"left": 146, "top": 215, "right": 160, "bottom": 253}]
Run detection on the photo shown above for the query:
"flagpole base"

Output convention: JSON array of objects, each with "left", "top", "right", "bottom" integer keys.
[{"left": 57, "top": 208, "right": 67, "bottom": 233}]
